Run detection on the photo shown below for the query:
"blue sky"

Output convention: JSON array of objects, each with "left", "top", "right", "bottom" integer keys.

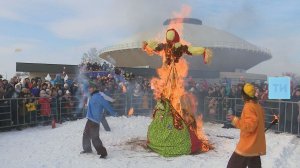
[{"left": 0, "top": 0, "right": 299, "bottom": 78}]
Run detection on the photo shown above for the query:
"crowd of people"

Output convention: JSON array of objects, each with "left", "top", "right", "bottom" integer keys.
[
  {"left": 0, "top": 62, "right": 153, "bottom": 131},
  {"left": 1, "top": 63, "right": 300, "bottom": 134},
  {"left": 185, "top": 77, "right": 300, "bottom": 134},
  {"left": 0, "top": 75, "right": 81, "bottom": 130},
  {"left": 79, "top": 61, "right": 113, "bottom": 72}
]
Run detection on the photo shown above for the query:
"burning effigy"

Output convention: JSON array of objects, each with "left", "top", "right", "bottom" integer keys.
[{"left": 142, "top": 21, "right": 213, "bottom": 156}]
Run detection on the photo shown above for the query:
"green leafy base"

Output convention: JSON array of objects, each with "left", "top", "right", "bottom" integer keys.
[{"left": 147, "top": 100, "right": 191, "bottom": 157}]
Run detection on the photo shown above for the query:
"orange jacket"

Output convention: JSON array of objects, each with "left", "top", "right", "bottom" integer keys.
[{"left": 232, "top": 100, "right": 266, "bottom": 156}]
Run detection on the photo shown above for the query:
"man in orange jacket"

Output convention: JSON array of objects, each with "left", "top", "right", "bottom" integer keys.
[{"left": 226, "top": 83, "right": 266, "bottom": 168}]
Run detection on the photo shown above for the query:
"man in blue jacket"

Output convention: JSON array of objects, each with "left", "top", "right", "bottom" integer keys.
[{"left": 81, "top": 82, "right": 116, "bottom": 159}]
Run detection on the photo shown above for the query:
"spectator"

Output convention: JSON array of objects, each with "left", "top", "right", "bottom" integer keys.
[
  {"left": 25, "top": 91, "right": 37, "bottom": 126},
  {"left": 0, "top": 84, "right": 4, "bottom": 99},
  {"left": 0, "top": 82, "right": 11, "bottom": 129},
  {"left": 50, "top": 87, "right": 58, "bottom": 122},
  {"left": 290, "top": 88, "right": 300, "bottom": 134},
  {"left": 3, "top": 79, "right": 15, "bottom": 98},
  {"left": 31, "top": 83, "right": 40, "bottom": 97},
  {"left": 38, "top": 90, "right": 51, "bottom": 125},
  {"left": 132, "top": 83, "right": 143, "bottom": 114},
  {"left": 41, "top": 82, "right": 48, "bottom": 92}
]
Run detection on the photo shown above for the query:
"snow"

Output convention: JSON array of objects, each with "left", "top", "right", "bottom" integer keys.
[{"left": 0, "top": 116, "right": 299, "bottom": 168}]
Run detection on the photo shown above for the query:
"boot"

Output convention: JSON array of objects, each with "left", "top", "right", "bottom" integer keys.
[
  {"left": 98, "top": 147, "right": 107, "bottom": 159},
  {"left": 100, "top": 154, "right": 107, "bottom": 159},
  {"left": 80, "top": 150, "right": 92, "bottom": 154}
]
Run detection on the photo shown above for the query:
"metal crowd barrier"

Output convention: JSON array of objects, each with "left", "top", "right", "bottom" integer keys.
[
  {"left": 110, "top": 93, "right": 128, "bottom": 116},
  {"left": 1, "top": 94, "right": 299, "bottom": 136},
  {"left": 0, "top": 92, "right": 156, "bottom": 130},
  {"left": 129, "top": 93, "right": 154, "bottom": 116},
  {"left": 203, "top": 97, "right": 300, "bottom": 136},
  {"left": 0, "top": 96, "right": 84, "bottom": 130}
]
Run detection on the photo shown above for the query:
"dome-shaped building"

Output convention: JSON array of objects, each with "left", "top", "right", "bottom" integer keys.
[{"left": 99, "top": 18, "right": 271, "bottom": 79}]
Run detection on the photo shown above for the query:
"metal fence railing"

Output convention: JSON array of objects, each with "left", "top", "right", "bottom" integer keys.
[
  {"left": 0, "top": 93, "right": 156, "bottom": 130},
  {"left": 203, "top": 97, "right": 300, "bottom": 136},
  {"left": 1, "top": 95, "right": 299, "bottom": 136},
  {"left": 129, "top": 93, "right": 154, "bottom": 116},
  {"left": 0, "top": 96, "right": 85, "bottom": 130}
]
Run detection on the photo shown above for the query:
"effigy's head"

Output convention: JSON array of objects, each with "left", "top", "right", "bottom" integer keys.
[{"left": 166, "top": 29, "right": 180, "bottom": 44}]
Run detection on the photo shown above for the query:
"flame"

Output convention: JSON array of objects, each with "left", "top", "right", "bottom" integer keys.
[
  {"left": 128, "top": 108, "right": 134, "bottom": 116},
  {"left": 150, "top": 5, "right": 191, "bottom": 114},
  {"left": 196, "top": 115, "right": 210, "bottom": 152},
  {"left": 145, "top": 5, "right": 192, "bottom": 56},
  {"left": 151, "top": 58, "right": 188, "bottom": 114},
  {"left": 166, "top": 5, "right": 191, "bottom": 45},
  {"left": 145, "top": 5, "right": 212, "bottom": 152}
]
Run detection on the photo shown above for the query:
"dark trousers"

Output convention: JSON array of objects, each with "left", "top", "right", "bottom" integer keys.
[
  {"left": 227, "top": 152, "right": 261, "bottom": 168},
  {"left": 82, "top": 120, "right": 107, "bottom": 155}
]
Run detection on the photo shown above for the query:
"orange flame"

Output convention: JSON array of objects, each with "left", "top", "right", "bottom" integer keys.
[
  {"left": 196, "top": 115, "right": 210, "bottom": 152},
  {"left": 166, "top": 5, "right": 191, "bottom": 45},
  {"left": 128, "top": 108, "right": 134, "bottom": 116},
  {"left": 146, "top": 5, "right": 192, "bottom": 56},
  {"left": 196, "top": 116, "right": 205, "bottom": 143},
  {"left": 145, "top": 5, "right": 212, "bottom": 152},
  {"left": 150, "top": 5, "right": 191, "bottom": 114},
  {"left": 151, "top": 58, "right": 188, "bottom": 114}
]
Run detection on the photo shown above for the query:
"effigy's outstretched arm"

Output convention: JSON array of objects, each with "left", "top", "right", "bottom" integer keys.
[
  {"left": 187, "top": 46, "right": 213, "bottom": 64},
  {"left": 142, "top": 40, "right": 164, "bottom": 55}
]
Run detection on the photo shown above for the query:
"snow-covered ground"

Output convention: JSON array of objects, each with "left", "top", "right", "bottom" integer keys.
[{"left": 0, "top": 116, "right": 299, "bottom": 168}]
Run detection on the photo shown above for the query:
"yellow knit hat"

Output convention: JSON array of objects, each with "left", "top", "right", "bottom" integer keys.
[{"left": 243, "top": 83, "right": 255, "bottom": 98}]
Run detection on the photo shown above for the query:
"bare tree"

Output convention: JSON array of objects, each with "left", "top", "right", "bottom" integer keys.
[
  {"left": 81, "top": 48, "right": 114, "bottom": 66},
  {"left": 15, "top": 72, "right": 30, "bottom": 78},
  {"left": 81, "top": 48, "right": 101, "bottom": 64}
]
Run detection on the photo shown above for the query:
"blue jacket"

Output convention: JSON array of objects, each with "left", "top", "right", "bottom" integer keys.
[{"left": 86, "top": 91, "right": 116, "bottom": 124}]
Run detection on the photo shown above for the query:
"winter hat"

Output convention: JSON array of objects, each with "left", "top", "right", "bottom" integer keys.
[
  {"left": 15, "top": 83, "right": 22, "bottom": 93},
  {"left": 40, "top": 90, "right": 46, "bottom": 97},
  {"left": 66, "top": 90, "right": 71, "bottom": 94},
  {"left": 243, "top": 83, "right": 255, "bottom": 98}
]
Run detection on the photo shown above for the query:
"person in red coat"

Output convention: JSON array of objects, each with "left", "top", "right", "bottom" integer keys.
[{"left": 38, "top": 90, "right": 51, "bottom": 124}]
